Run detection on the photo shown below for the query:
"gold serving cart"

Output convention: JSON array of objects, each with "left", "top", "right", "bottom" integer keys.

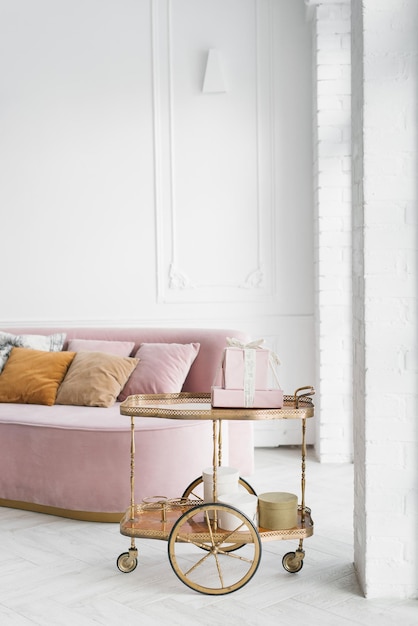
[{"left": 117, "top": 386, "right": 315, "bottom": 595}]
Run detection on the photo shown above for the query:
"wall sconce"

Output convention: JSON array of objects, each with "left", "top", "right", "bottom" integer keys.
[{"left": 202, "top": 49, "right": 227, "bottom": 94}]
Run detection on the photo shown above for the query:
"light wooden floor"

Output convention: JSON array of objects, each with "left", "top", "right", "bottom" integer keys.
[{"left": 1, "top": 447, "right": 416, "bottom": 625}]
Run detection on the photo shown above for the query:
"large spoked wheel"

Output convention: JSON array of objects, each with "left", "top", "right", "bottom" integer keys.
[
  {"left": 181, "top": 475, "right": 257, "bottom": 502},
  {"left": 168, "top": 502, "right": 262, "bottom": 595}
]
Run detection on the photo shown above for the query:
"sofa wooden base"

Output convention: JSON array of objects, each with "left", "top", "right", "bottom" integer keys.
[{"left": 0, "top": 499, "right": 123, "bottom": 523}]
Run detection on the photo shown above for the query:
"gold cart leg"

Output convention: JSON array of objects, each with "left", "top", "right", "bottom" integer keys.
[
  {"left": 129, "top": 536, "right": 138, "bottom": 560},
  {"left": 282, "top": 415, "right": 309, "bottom": 575},
  {"left": 117, "top": 415, "right": 138, "bottom": 574},
  {"left": 129, "top": 415, "right": 136, "bottom": 520},
  {"left": 218, "top": 419, "right": 223, "bottom": 466},
  {"left": 212, "top": 420, "right": 219, "bottom": 503},
  {"left": 301, "top": 417, "right": 306, "bottom": 524},
  {"left": 211, "top": 419, "right": 221, "bottom": 530}
]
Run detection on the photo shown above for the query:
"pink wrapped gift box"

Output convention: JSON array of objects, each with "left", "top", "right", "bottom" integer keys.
[
  {"left": 211, "top": 386, "right": 283, "bottom": 409},
  {"left": 223, "top": 347, "right": 270, "bottom": 390}
]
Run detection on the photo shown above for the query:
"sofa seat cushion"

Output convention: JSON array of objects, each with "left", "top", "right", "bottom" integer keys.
[
  {"left": 0, "top": 402, "right": 214, "bottom": 515},
  {"left": 0, "top": 401, "right": 206, "bottom": 432}
]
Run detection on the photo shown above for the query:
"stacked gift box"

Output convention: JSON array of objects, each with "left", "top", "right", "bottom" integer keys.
[{"left": 211, "top": 340, "right": 283, "bottom": 409}]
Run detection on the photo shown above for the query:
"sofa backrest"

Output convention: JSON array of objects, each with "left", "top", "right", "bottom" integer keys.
[{"left": 1, "top": 327, "right": 250, "bottom": 393}]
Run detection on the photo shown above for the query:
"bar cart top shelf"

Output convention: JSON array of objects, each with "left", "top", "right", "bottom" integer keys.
[{"left": 119, "top": 387, "right": 315, "bottom": 421}]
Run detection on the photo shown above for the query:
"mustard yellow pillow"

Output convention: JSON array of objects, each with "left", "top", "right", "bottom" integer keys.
[
  {"left": 55, "top": 351, "right": 139, "bottom": 407},
  {"left": 0, "top": 347, "right": 75, "bottom": 406}
]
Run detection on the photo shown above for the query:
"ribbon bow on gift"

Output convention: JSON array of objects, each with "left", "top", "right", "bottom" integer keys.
[
  {"left": 226, "top": 337, "right": 281, "bottom": 365},
  {"left": 226, "top": 337, "right": 264, "bottom": 350}
]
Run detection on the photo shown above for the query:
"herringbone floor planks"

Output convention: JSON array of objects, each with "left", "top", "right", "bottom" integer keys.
[{"left": 0, "top": 448, "right": 416, "bottom": 625}]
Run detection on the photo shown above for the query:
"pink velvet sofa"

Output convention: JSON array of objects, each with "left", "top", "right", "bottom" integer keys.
[{"left": 0, "top": 327, "right": 254, "bottom": 522}]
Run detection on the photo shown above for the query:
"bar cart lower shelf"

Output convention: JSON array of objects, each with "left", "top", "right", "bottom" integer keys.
[{"left": 117, "top": 387, "right": 315, "bottom": 595}]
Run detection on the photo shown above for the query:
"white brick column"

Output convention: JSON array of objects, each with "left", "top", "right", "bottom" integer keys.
[
  {"left": 352, "top": 0, "right": 418, "bottom": 599},
  {"left": 308, "top": 0, "right": 352, "bottom": 462}
]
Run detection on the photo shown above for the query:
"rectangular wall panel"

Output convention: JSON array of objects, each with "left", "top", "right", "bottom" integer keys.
[{"left": 153, "top": 0, "right": 275, "bottom": 303}]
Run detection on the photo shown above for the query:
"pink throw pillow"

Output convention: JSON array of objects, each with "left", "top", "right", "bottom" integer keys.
[
  {"left": 67, "top": 339, "right": 135, "bottom": 357},
  {"left": 118, "top": 342, "right": 200, "bottom": 401}
]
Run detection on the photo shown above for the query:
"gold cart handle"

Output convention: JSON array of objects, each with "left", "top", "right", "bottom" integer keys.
[{"left": 293, "top": 386, "right": 315, "bottom": 408}]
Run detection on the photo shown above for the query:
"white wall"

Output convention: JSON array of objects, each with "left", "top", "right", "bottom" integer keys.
[
  {"left": 308, "top": 0, "right": 418, "bottom": 598},
  {"left": 351, "top": 0, "right": 418, "bottom": 599},
  {"left": 1, "top": 0, "right": 154, "bottom": 321},
  {"left": 311, "top": 0, "right": 352, "bottom": 463},
  {"left": 1, "top": 0, "right": 314, "bottom": 444}
]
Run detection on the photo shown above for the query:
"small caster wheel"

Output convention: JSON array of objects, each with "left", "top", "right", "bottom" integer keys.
[
  {"left": 282, "top": 551, "right": 304, "bottom": 573},
  {"left": 117, "top": 551, "right": 138, "bottom": 573}
]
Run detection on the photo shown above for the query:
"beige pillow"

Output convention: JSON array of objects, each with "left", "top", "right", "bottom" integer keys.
[
  {"left": 0, "top": 347, "right": 75, "bottom": 406},
  {"left": 56, "top": 352, "right": 139, "bottom": 407}
]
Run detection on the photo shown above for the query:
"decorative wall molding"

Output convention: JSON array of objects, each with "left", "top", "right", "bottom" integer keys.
[
  {"left": 168, "top": 263, "right": 194, "bottom": 290},
  {"left": 240, "top": 268, "right": 264, "bottom": 290},
  {"left": 152, "top": 0, "right": 275, "bottom": 303}
]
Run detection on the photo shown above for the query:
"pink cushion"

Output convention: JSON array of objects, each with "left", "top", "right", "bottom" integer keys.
[
  {"left": 118, "top": 342, "right": 200, "bottom": 400},
  {"left": 67, "top": 338, "right": 134, "bottom": 356}
]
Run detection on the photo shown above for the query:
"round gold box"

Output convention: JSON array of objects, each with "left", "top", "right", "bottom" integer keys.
[{"left": 258, "top": 492, "right": 298, "bottom": 530}]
